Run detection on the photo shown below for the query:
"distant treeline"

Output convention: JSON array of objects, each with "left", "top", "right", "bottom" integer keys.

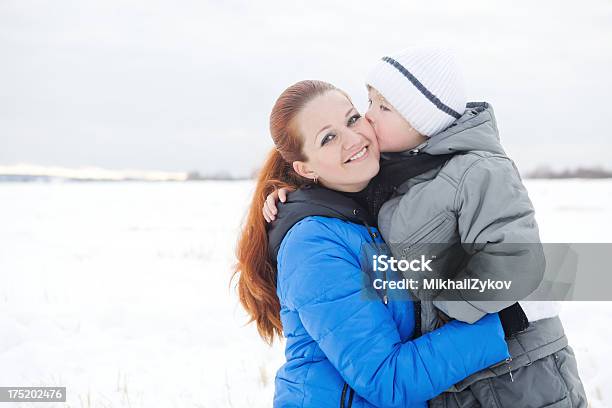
[
  {"left": 525, "top": 167, "right": 612, "bottom": 179},
  {"left": 0, "top": 172, "right": 249, "bottom": 182},
  {"left": 4, "top": 168, "right": 611, "bottom": 182},
  {"left": 186, "top": 171, "right": 249, "bottom": 181}
]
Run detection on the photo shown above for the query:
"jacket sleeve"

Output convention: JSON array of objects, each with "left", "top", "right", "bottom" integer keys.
[
  {"left": 277, "top": 218, "right": 510, "bottom": 408},
  {"left": 433, "top": 156, "right": 546, "bottom": 323}
]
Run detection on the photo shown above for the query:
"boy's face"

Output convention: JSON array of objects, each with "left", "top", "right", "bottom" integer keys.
[{"left": 365, "top": 87, "right": 427, "bottom": 153}]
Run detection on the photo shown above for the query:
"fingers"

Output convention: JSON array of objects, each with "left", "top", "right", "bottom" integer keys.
[
  {"left": 262, "top": 187, "right": 295, "bottom": 223},
  {"left": 263, "top": 203, "right": 271, "bottom": 223},
  {"left": 278, "top": 187, "right": 295, "bottom": 202},
  {"left": 263, "top": 201, "right": 274, "bottom": 222},
  {"left": 278, "top": 188, "right": 288, "bottom": 202},
  {"left": 262, "top": 191, "right": 279, "bottom": 222},
  {"left": 266, "top": 193, "right": 278, "bottom": 215}
]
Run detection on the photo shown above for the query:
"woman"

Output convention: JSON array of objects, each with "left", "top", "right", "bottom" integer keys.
[{"left": 234, "top": 80, "right": 510, "bottom": 408}]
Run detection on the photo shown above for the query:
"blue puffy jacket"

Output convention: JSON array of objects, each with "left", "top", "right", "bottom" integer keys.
[
  {"left": 268, "top": 188, "right": 509, "bottom": 408},
  {"left": 268, "top": 187, "right": 508, "bottom": 408}
]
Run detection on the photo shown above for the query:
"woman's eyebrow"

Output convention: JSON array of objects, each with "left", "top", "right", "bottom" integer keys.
[{"left": 345, "top": 107, "right": 354, "bottom": 117}]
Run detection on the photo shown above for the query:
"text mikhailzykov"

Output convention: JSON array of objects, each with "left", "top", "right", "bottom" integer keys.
[{"left": 371, "top": 255, "right": 513, "bottom": 293}]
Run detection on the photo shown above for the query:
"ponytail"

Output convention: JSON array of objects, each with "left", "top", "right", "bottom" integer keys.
[
  {"left": 233, "top": 80, "right": 340, "bottom": 344},
  {"left": 233, "top": 149, "right": 306, "bottom": 344}
]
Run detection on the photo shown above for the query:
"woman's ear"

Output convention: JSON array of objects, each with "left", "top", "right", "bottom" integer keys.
[{"left": 292, "top": 161, "right": 317, "bottom": 181}]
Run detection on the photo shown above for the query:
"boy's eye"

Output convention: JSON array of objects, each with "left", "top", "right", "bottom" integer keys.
[
  {"left": 380, "top": 104, "right": 389, "bottom": 111},
  {"left": 347, "top": 113, "right": 361, "bottom": 126},
  {"left": 321, "top": 133, "right": 336, "bottom": 146},
  {"left": 367, "top": 99, "right": 372, "bottom": 107}
]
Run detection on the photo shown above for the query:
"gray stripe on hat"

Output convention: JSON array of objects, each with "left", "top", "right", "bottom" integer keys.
[{"left": 382, "top": 56, "right": 462, "bottom": 119}]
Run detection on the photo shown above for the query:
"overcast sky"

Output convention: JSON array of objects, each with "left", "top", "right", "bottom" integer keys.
[{"left": 2, "top": 0, "right": 611, "bottom": 177}]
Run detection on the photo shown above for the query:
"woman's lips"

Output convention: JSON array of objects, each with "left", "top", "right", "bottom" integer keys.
[{"left": 344, "top": 146, "right": 369, "bottom": 164}]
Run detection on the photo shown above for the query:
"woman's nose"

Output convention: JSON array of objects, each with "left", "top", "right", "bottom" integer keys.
[{"left": 342, "top": 129, "right": 362, "bottom": 150}]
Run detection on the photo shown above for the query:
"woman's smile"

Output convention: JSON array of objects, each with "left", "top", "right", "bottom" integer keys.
[{"left": 344, "top": 145, "right": 369, "bottom": 164}]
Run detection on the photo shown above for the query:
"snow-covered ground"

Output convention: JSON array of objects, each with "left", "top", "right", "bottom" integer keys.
[{"left": 0, "top": 179, "right": 610, "bottom": 407}]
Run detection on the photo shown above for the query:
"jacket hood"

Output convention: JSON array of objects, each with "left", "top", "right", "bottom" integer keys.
[
  {"left": 267, "top": 185, "right": 374, "bottom": 263},
  {"left": 420, "top": 102, "right": 506, "bottom": 156}
]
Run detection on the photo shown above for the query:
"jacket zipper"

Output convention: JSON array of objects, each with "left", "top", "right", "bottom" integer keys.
[
  {"left": 414, "top": 300, "right": 422, "bottom": 338},
  {"left": 506, "top": 357, "right": 514, "bottom": 382},
  {"left": 340, "top": 383, "right": 355, "bottom": 408},
  {"left": 399, "top": 210, "right": 455, "bottom": 257},
  {"left": 360, "top": 213, "right": 389, "bottom": 305}
]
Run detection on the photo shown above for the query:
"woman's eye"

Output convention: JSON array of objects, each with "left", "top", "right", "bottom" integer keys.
[
  {"left": 380, "top": 105, "right": 389, "bottom": 111},
  {"left": 321, "top": 133, "right": 336, "bottom": 146},
  {"left": 367, "top": 99, "right": 372, "bottom": 106},
  {"left": 347, "top": 113, "right": 361, "bottom": 126}
]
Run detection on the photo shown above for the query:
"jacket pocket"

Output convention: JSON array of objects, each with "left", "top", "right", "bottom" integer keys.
[
  {"left": 551, "top": 347, "right": 589, "bottom": 407},
  {"left": 541, "top": 396, "right": 570, "bottom": 408},
  {"left": 468, "top": 353, "right": 570, "bottom": 408},
  {"left": 398, "top": 211, "right": 455, "bottom": 257}
]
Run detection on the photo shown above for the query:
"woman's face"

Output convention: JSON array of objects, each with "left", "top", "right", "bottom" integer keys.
[{"left": 292, "top": 90, "right": 380, "bottom": 192}]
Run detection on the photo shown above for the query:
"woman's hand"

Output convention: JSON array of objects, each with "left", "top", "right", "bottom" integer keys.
[{"left": 263, "top": 187, "right": 294, "bottom": 222}]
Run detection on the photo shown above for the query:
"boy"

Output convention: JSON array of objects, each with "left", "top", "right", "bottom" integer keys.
[{"left": 264, "top": 47, "right": 587, "bottom": 407}]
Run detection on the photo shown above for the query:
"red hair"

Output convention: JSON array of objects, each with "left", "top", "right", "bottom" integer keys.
[{"left": 233, "top": 80, "right": 339, "bottom": 344}]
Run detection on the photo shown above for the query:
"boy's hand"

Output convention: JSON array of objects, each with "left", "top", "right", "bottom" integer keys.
[{"left": 263, "top": 187, "right": 294, "bottom": 222}]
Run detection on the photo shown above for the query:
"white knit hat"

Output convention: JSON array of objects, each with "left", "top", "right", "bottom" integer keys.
[{"left": 366, "top": 47, "right": 467, "bottom": 137}]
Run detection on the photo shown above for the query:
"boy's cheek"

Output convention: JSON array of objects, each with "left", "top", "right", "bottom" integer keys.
[
  {"left": 374, "top": 132, "right": 392, "bottom": 153},
  {"left": 372, "top": 128, "right": 384, "bottom": 147}
]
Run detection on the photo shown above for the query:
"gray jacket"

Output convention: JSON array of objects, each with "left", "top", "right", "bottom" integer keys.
[
  {"left": 378, "top": 102, "right": 587, "bottom": 406},
  {"left": 379, "top": 102, "right": 545, "bottom": 325}
]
